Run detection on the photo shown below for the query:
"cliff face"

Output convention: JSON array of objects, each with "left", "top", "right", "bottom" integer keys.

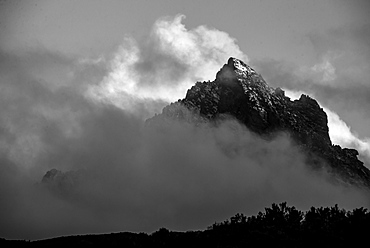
[{"left": 148, "top": 57, "right": 370, "bottom": 188}]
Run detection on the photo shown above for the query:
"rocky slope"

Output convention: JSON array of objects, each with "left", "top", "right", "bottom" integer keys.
[
  {"left": 148, "top": 57, "right": 370, "bottom": 188},
  {"left": 41, "top": 168, "right": 81, "bottom": 196}
]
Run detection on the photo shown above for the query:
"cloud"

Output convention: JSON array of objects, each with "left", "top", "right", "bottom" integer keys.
[
  {"left": 301, "top": 53, "right": 337, "bottom": 83},
  {"left": 0, "top": 15, "right": 369, "bottom": 240},
  {"left": 1, "top": 110, "right": 369, "bottom": 240},
  {"left": 262, "top": 14, "right": 370, "bottom": 161},
  {"left": 87, "top": 15, "right": 248, "bottom": 117},
  {"left": 253, "top": 36, "right": 370, "bottom": 139},
  {"left": 254, "top": 23, "right": 370, "bottom": 117},
  {"left": 324, "top": 107, "right": 370, "bottom": 164},
  {"left": 284, "top": 89, "right": 370, "bottom": 166}
]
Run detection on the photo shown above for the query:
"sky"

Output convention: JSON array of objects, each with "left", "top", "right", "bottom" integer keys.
[{"left": 0, "top": 0, "right": 370, "bottom": 240}]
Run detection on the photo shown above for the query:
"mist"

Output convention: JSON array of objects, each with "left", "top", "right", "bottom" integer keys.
[
  {"left": 88, "top": 14, "right": 248, "bottom": 116},
  {"left": 252, "top": 23, "right": 370, "bottom": 139},
  {"left": 0, "top": 15, "right": 369, "bottom": 240}
]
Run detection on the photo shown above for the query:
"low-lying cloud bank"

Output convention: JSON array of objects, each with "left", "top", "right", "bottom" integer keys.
[
  {"left": 0, "top": 15, "right": 369, "bottom": 240},
  {"left": 1, "top": 108, "right": 369, "bottom": 240}
]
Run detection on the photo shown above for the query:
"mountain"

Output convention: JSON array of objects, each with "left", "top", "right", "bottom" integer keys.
[
  {"left": 41, "top": 168, "right": 81, "bottom": 197},
  {"left": 147, "top": 57, "right": 370, "bottom": 188}
]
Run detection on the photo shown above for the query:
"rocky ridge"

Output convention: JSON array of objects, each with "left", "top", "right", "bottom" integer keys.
[
  {"left": 148, "top": 57, "right": 370, "bottom": 188},
  {"left": 41, "top": 168, "right": 81, "bottom": 196}
]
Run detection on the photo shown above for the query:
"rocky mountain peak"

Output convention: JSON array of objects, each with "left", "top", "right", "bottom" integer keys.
[
  {"left": 215, "top": 57, "right": 274, "bottom": 97},
  {"left": 41, "top": 168, "right": 63, "bottom": 183},
  {"left": 216, "top": 57, "right": 257, "bottom": 81},
  {"left": 147, "top": 58, "right": 370, "bottom": 188}
]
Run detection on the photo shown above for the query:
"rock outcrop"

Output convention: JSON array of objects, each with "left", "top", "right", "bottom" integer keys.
[
  {"left": 41, "top": 168, "right": 80, "bottom": 196},
  {"left": 148, "top": 57, "right": 370, "bottom": 188}
]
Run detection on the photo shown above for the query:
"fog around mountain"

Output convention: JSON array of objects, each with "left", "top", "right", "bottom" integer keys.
[{"left": 0, "top": 13, "right": 369, "bottom": 240}]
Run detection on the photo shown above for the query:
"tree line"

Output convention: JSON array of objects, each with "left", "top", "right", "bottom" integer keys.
[{"left": 2, "top": 202, "right": 370, "bottom": 247}]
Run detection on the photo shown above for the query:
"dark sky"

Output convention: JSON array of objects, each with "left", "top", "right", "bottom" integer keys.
[{"left": 0, "top": 0, "right": 370, "bottom": 240}]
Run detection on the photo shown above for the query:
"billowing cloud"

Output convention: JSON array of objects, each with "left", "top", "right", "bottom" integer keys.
[
  {"left": 256, "top": 56, "right": 370, "bottom": 159},
  {"left": 325, "top": 107, "right": 370, "bottom": 164},
  {"left": 285, "top": 89, "right": 370, "bottom": 166},
  {"left": 88, "top": 15, "right": 248, "bottom": 117},
  {"left": 254, "top": 23, "right": 370, "bottom": 139},
  {"left": 300, "top": 53, "right": 337, "bottom": 83},
  {"left": 0, "top": 15, "right": 369, "bottom": 241}
]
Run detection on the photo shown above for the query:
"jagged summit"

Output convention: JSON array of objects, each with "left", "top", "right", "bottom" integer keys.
[
  {"left": 216, "top": 57, "right": 274, "bottom": 97},
  {"left": 42, "top": 58, "right": 370, "bottom": 189},
  {"left": 216, "top": 57, "right": 258, "bottom": 80},
  {"left": 147, "top": 57, "right": 370, "bottom": 188}
]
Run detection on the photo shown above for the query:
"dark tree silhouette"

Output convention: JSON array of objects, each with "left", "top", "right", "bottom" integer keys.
[{"left": 3, "top": 202, "right": 370, "bottom": 247}]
